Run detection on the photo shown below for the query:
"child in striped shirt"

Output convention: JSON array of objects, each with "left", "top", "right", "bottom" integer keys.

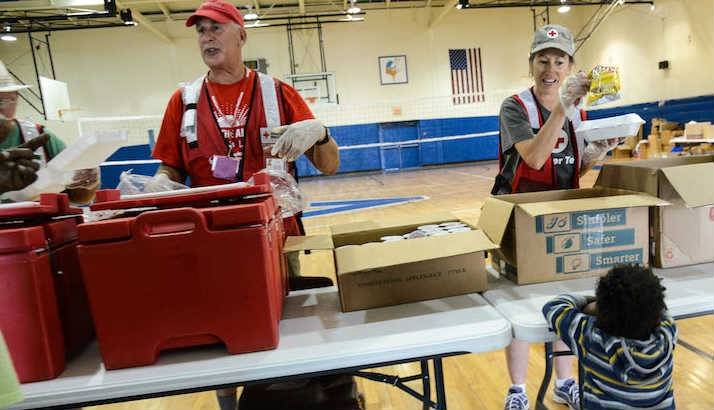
[{"left": 542, "top": 265, "right": 677, "bottom": 410}]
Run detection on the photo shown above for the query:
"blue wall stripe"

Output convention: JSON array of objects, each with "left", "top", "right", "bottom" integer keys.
[{"left": 97, "top": 94, "right": 714, "bottom": 187}]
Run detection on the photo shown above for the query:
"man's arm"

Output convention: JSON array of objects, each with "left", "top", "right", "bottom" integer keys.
[
  {"left": 305, "top": 133, "right": 339, "bottom": 175},
  {"left": 156, "top": 163, "right": 187, "bottom": 184}
]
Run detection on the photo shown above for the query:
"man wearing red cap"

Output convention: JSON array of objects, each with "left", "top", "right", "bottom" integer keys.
[
  {"left": 152, "top": 0, "right": 339, "bottom": 230},
  {"left": 151, "top": 1, "right": 350, "bottom": 410}
]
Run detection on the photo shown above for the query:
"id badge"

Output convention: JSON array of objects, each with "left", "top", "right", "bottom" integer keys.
[
  {"left": 211, "top": 155, "right": 241, "bottom": 180},
  {"left": 266, "top": 157, "right": 287, "bottom": 173},
  {"left": 260, "top": 127, "right": 281, "bottom": 145}
]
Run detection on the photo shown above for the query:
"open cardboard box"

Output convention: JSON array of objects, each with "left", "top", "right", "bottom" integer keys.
[
  {"left": 285, "top": 213, "right": 498, "bottom": 312},
  {"left": 596, "top": 155, "right": 714, "bottom": 268},
  {"left": 478, "top": 187, "right": 666, "bottom": 284}
]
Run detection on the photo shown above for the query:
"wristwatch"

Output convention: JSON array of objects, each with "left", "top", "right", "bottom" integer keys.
[{"left": 315, "top": 128, "right": 331, "bottom": 146}]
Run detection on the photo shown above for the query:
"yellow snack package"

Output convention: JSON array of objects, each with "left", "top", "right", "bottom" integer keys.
[{"left": 587, "top": 65, "right": 621, "bottom": 106}]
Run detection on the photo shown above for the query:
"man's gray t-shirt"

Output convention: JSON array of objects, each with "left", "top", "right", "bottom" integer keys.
[{"left": 497, "top": 95, "right": 577, "bottom": 193}]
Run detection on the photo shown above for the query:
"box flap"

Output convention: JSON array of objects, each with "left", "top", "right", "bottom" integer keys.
[
  {"left": 330, "top": 212, "right": 456, "bottom": 236},
  {"left": 661, "top": 163, "right": 714, "bottom": 207},
  {"left": 334, "top": 230, "right": 497, "bottom": 274},
  {"left": 518, "top": 194, "right": 667, "bottom": 216},
  {"left": 283, "top": 235, "right": 334, "bottom": 252},
  {"left": 595, "top": 163, "right": 660, "bottom": 196},
  {"left": 596, "top": 156, "right": 714, "bottom": 197},
  {"left": 477, "top": 197, "right": 515, "bottom": 244}
]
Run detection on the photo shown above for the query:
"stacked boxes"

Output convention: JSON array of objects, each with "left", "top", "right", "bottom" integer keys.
[{"left": 597, "top": 155, "right": 714, "bottom": 268}]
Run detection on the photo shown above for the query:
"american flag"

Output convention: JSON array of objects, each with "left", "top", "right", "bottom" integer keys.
[{"left": 449, "top": 48, "right": 484, "bottom": 105}]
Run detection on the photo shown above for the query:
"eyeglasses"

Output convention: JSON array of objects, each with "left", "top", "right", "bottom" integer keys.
[{"left": 0, "top": 96, "right": 19, "bottom": 106}]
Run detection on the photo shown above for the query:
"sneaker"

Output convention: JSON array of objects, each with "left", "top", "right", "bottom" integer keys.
[
  {"left": 552, "top": 379, "right": 581, "bottom": 410},
  {"left": 504, "top": 386, "right": 529, "bottom": 410}
]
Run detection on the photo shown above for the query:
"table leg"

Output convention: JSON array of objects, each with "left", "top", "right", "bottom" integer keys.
[
  {"left": 536, "top": 342, "right": 554, "bottom": 410},
  {"left": 433, "top": 357, "right": 447, "bottom": 410},
  {"left": 421, "top": 360, "right": 431, "bottom": 410}
]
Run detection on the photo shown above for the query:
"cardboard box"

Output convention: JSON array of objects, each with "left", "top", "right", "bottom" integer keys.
[
  {"left": 652, "top": 118, "right": 679, "bottom": 133},
  {"left": 596, "top": 155, "right": 714, "bottom": 268},
  {"left": 685, "top": 121, "right": 711, "bottom": 139},
  {"left": 613, "top": 146, "right": 632, "bottom": 159},
  {"left": 478, "top": 188, "right": 664, "bottom": 284},
  {"left": 285, "top": 214, "right": 498, "bottom": 312},
  {"left": 703, "top": 125, "right": 714, "bottom": 140}
]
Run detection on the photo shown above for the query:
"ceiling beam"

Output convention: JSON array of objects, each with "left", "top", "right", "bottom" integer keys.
[
  {"left": 117, "top": 1, "right": 172, "bottom": 43},
  {"left": 425, "top": 0, "right": 432, "bottom": 8},
  {"left": 428, "top": 0, "right": 456, "bottom": 28},
  {"left": 156, "top": 2, "right": 172, "bottom": 20},
  {"left": 252, "top": 0, "right": 261, "bottom": 11},
  {"left": 386, "top": 0, "right": 390, "bottom": 8},
  {"left": 298, "top": 0, "right": 305, "bottom": 13}
]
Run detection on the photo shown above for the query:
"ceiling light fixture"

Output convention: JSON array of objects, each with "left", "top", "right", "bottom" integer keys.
[
  {"left": 558, "top": 0, "right": 570, "bottom": 13},
  {"left": 347, "top": 0, "right": 360, "bottom": 14},
  {"left": 244, "top": 6, "right": 258, "bottom": 20},
  {"left": 245, "top": 20, "right": 270, "bottom": 28},
  {"left": 1, "top": 34, "right": 17, "bottom": 42}
]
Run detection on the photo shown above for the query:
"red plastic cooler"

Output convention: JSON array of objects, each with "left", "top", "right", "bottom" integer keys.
[
  {"left": 79, "top": 174, "right": 287, "bottom": 369},
  {"left": 0, "top": 193, "right": 94, "bottom": 383}
]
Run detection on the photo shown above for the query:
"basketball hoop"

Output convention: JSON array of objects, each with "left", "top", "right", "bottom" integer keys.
[{"left": 57, "top": 107, "right": 83, "bottom": 121}]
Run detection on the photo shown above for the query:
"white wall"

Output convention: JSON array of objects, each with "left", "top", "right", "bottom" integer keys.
[
  {"left": 577, "top": 0, "right": 714, "bottom": 107},
  {"left": 0, "top": 1, "right": 711, "bottom": 143}
]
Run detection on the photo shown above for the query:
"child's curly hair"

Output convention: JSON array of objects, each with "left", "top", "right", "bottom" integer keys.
[{"left": 595, "top": 264, "right": 667, "bottom": 340}]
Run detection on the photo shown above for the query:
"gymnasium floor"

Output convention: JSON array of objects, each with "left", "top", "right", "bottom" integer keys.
[{"left": 90, "top": 160, "right": 714, "bottom": 410}]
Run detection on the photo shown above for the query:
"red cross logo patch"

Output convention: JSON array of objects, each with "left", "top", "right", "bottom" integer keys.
[
  {"left": 547, "top": 29, "right": 559, "bottom": 39},
  {"left": 552, "top": 129, "right": 569, "bottom": 154}
]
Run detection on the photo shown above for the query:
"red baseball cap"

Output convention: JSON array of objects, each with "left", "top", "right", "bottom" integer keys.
[{"left": 186, "top": 0, "right": 244, "bottom": 27}]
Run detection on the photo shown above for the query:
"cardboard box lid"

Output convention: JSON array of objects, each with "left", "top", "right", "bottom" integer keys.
[
  {"left": 596, "top": 156, "right": 714, "bottom": 207},
  {"left": 478, "top": 197, "right": 516, "bottom": 245},
  {"left": 329, "top": 212, "right": 458, "bottom": 236},
  {"left": 517, "top": 194, "right": 666, "bottom": 217},
  {"left": 478, "top": 187, "right": 666, "bottom": 244},
  {"left": 660, "top": 162, "right": 714, "bottom": 207},
  {"left": 334, "top": 229, "right": 497, "bottom": 274},
  {"left": 284, "top": 234, "right": 334, "bottom": 252}
]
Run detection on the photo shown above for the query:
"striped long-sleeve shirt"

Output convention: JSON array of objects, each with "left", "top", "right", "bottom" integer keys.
[{"left": 542, "top": 294, "right": 678, "bottom": 410}]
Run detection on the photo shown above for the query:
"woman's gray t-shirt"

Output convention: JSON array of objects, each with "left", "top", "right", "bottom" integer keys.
[{"left": 497, "top": 95, "right": 577, "bottom": 193}]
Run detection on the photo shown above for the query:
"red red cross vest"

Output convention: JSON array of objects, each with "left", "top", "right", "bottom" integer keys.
[
  {"left": 179, "top": 70, "right": 303, "bottom": 236},
  {"left": 496, "top": 88, "right": 586, "bottom": 194}
]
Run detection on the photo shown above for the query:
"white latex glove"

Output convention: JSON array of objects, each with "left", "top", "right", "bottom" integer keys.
[
  {"left": 143, "top": 173, "right": 179, "bottom": 193},
  {"left": 560, "top": 72, "right": 590, "bottom": 117},
  {"left": 582, "top": 137, "right": 624, "bottom": 164},
  {"left": 270, "top": 119, "right": 326, "bottom": 162}
]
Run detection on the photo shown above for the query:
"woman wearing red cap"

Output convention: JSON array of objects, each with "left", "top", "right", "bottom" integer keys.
[{"left": 492, "top": 25, "right": 620, "bottom": 410}]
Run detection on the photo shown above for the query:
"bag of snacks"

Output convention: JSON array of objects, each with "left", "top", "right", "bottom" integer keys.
[{"left": 587, "top": 65, "right": 621, "bottom": 106}]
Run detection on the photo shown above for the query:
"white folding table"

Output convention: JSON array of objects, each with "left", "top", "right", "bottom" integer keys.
[
  {"left": 11, "top": 286, "right": 512, "bottom": 410},
  {"left": 482, "top": 263, "right": 714, "bottom": 410}
]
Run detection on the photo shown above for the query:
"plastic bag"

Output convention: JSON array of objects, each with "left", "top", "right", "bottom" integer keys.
[
  {"left": 247, "top": 168, "right": 308, "bottom": 218},
  {"left": 116, "top": 170, "right": 188, "bottom": 195},
  {"left": 587, "top": 65, "right": 621, "bottom": 106}
]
